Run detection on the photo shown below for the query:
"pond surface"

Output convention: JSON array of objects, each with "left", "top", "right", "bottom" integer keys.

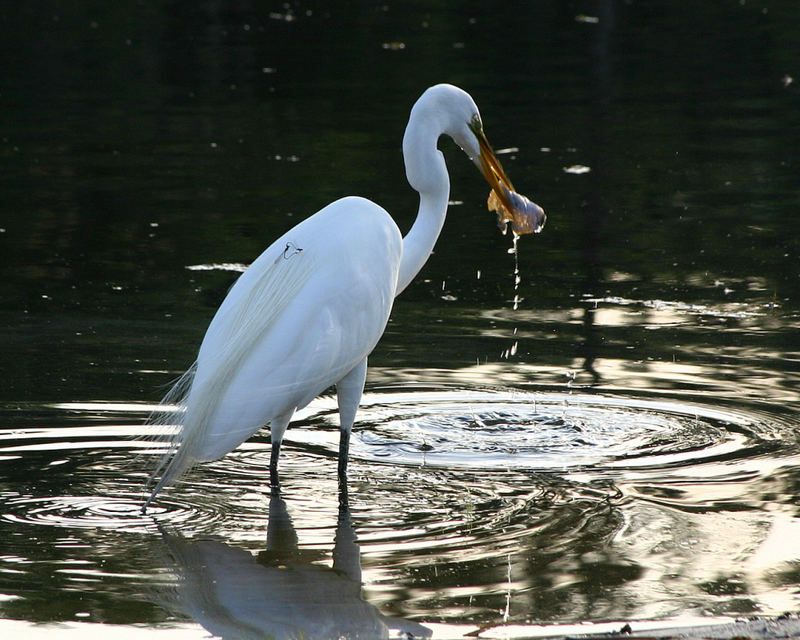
[{"left": 1, "top": 1, "right": 800, "bottom": 638}]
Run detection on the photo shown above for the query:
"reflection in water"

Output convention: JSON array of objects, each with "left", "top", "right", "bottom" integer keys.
[
  {"left": 0, "top": 395, "right": 800, "bottom": 630},
  {"left": 159, "top": 483, "right": 431, "bottom": 640}
]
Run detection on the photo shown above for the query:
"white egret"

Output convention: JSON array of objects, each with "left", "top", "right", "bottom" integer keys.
[{"left": 144, "top": 84, "right": 544, "bottom": 510}]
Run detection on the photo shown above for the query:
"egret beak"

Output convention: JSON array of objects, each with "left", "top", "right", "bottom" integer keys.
[{"left": 469, "top": 118, "right": 546, "bottom": 236}]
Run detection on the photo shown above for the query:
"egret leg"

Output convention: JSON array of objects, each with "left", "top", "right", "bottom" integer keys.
[
  {"left": 335, "top": 357, "right": 368, "bottom": 479},
  {"left": 268, "top": 410, "right": 293, "bottom": 486}
]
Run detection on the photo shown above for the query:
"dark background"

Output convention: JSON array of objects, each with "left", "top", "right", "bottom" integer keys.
[
  {"left": 1, "top": 0, "right": 797, "bottom": 404},
  {"left": 0, "top": 1, "right": 799, "bottom": 631}
]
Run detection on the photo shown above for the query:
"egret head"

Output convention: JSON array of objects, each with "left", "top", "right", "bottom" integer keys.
[
  {"left": 428, "top": 84, "right": 546, "bottom": 236},
  {"left": 405, "top": 84, "right": 546, "bottom": 236}
]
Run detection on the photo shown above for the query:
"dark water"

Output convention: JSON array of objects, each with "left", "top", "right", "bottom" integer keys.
[{"left": 1, "top": 1, "right": 800, "bottom": 638}]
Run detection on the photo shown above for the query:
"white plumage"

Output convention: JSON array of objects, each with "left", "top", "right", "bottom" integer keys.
[{"left": 144, "top": 84, "right": 543, "bottom": 510}]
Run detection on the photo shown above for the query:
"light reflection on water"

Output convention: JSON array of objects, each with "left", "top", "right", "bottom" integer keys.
[{"left": 1, "top": 380, "right": 799, "bottom": 635}]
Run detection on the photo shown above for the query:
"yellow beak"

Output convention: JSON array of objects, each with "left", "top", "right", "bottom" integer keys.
[{"left": 470, "top": 119, "right": 546, "bottom": 236}]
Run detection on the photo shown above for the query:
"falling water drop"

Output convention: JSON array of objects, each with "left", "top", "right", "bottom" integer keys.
[
  {"left": 510, "top": 233, "right": 521, "bottom": 311},
  {"left": 500, "top": 235, "right": 523, "bottom": 362}
]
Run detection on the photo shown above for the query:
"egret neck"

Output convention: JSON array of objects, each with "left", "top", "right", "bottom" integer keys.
[{"left": 395, "top": 103, "right": 451, "bottom": 295}]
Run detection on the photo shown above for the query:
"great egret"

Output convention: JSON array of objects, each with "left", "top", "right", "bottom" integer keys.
[{"left": 144, "top": 84, "right": 544, "bottom": 510}]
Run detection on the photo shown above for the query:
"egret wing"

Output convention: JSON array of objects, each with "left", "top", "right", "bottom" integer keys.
[{"left": 148, "top": 197, "right": 402, "bottom": 486}]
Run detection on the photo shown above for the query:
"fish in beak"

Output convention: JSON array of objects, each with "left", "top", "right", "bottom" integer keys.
[{"left": 469, "top": 117, "right": 546, "bottom": 236}]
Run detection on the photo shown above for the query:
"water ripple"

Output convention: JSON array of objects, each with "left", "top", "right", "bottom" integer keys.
[
  {"left": 0, "top": 388, "right": 796, "bottom": 540},
  {"left": 284, "top": 389, "right": 791, "bottom": 475}
]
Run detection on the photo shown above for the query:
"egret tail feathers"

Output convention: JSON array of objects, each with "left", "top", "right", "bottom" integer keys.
[
  {"left": 143, "top": 362, "right": 196, "bottom": 493},
  {"left": 143, "top": 249, "right": 316, "bottom": 510}
]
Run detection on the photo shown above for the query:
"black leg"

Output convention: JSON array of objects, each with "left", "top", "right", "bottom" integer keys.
[
  {"left": 269, "top": 438, "right": 281, "bottom": 488},
  {"left": 338, "top": 427, "right": 350, "bottom": 479},
  {"left": 335, "top": 357, "right": 365, "bottom": 482}
]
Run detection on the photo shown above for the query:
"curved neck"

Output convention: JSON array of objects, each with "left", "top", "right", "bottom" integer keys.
[{"left": 395, "top": 113, "right": 450, "bottom": 295}]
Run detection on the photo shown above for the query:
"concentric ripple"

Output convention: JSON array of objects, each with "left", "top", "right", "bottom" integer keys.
[
  {"left": 0, "top": 484, "right": 233, "bottom": 533},
  {"left": 286, "top": 389, "right": 787, "bottom": 473},
  {"left": 0, "top": 389, "right": 794, "bottom": 537},
  {"left": 3, "top": 494, "right": 153, "bottom": 532}
]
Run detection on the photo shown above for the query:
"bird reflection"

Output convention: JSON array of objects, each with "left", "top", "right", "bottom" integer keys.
[{"left": 159, "top": 481, "right": 431, "bottom": 640}]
